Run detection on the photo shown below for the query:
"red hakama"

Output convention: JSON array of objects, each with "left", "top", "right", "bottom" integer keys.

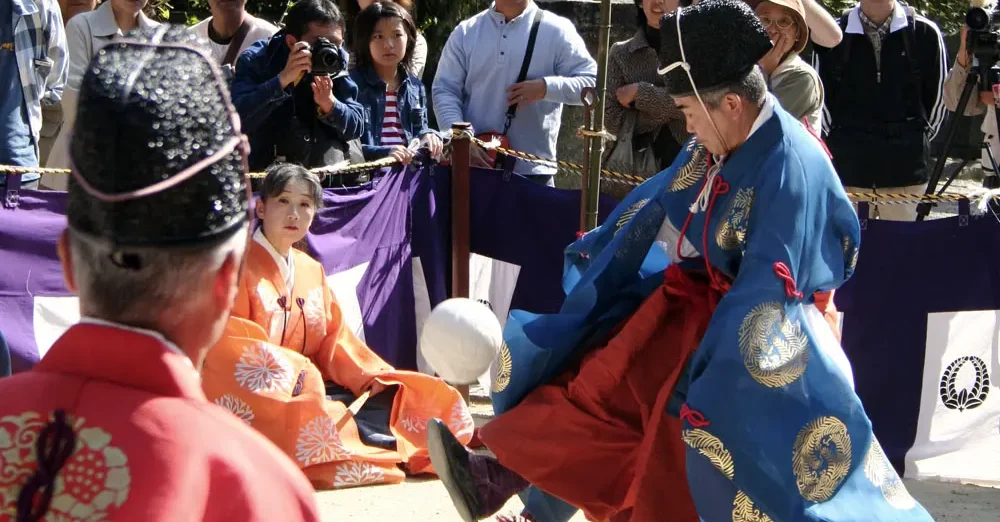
[{"left": 480, "top": 266, "right": 719, "bottom": 522}]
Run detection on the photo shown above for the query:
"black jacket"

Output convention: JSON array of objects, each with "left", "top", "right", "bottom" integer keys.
[
  {"left": 813, "top": 5, "right": 947, "bottom": 188},
  {"left": 231, "top": 33, "right": 366, "bottom": 171}
]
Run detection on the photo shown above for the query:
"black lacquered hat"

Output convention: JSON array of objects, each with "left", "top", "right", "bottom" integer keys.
[
  {"left": 657, "top": 0, "right": 773, "bottom": 97},
  {"left": 67, "top": 24, "right": 250, "bottom": 247}
]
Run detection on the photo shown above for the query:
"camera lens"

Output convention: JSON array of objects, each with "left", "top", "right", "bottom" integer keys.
[
  {"left": 321, "top": 50, "right": 337, "bottom": 67},
  {"left": 968, "top": 7, "right": 991, "bottom": 31}
]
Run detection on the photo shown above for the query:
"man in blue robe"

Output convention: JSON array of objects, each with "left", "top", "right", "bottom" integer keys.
[{"left": 426, "top": 1, "right": 934, "bottom": 521}]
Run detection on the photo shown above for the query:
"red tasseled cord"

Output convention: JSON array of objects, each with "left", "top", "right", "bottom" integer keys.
[
  {"left": 680, "top": 404, "right": 711, "bottom": 428},
  {"left": 772, "top": 262, "right": 804, "bottom": 299},
  {"left": 675, "top": 155, "right": 730, "bottom": 293}
]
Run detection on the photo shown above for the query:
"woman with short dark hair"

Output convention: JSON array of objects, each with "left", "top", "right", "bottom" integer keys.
[{"left": 603, "top": 0, "right": 691, "bottom": 183}]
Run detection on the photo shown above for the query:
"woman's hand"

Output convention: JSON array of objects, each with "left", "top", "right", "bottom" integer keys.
[
  {"left": 758, "top": 33, "right": 794, "bottom": 76},
  {"left": 616, "top": 83, "right": 639, "bottom": 107},
  {"left": 421, "top": 133, "right": 444, "bottom": 160},
  {"left": 389, "top": 145, "right": 415, "bottom": 165}
]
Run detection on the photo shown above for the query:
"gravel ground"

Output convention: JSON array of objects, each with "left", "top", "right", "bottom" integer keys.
[
  {"left": 316, "top": 390, "right": 1000, "bottom": 521},
  {"left": 317, "top": 165, "right": 1000, "bottom": 520},
  {"left": 315, "top": 467, "right": 1000, "bottom": 521}
]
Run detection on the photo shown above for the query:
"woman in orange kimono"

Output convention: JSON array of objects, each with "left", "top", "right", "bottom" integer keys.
[{"left": 201, "top": 164, "right": 474, "bottom": 489}]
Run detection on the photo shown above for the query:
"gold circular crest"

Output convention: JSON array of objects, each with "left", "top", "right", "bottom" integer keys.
[
  {"left": 792, "top": 416, "right": 852, "bottom": 503},
  {"left": 615, "top": 199, "right": 650, "bottom": 235},
  {"left": 863, "top": 438, "right": 916, "bottom": 510},
  {"left": 0, "top": 412, "right": 131, "bottom": 520},
  {"left": 491, "top": 342, "right": 513, "bottom": 394},
  {"left": 738, "top": 303, "right": 809, "bottom": 388},
  {"left": 733, "top": 491, "right": 774, "bottom": 522},
  {"left": 682, "top": 429, "right": 734, "bottom": 480}
]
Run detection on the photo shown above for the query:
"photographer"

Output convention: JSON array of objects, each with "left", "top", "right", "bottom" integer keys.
[
  {"left": 231, "top": 0, "right": 365, "bottom": 177},
  {"left": 944, "top": 22, "right": 999, "bottom": 180}
]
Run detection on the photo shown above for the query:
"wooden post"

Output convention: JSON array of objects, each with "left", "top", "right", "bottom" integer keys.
[
  {"left": 584, "top": 0, "right": 614, "bottom": 231},
  {"left": 450, "top": 122, "right": 472, "bottom": 402}
]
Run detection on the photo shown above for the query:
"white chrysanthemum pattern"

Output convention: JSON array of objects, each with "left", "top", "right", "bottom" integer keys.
[
  {"left": 332, "top": 461, "right": 386, "bottom": 488},
  {"left": 302, "top": 287, "right": 326, "bottom": 335},
  {"left": 234, "top": 342, "right": 293, "bottom": 394},
  {"left": 448, "top": 401, "right": 475, "bottom": 440},
  {"left": 214, "top": 395, "right": 255, "bottom": 425},
  {"left": 399, "top": 413, "right": 430, "bottom": 436},
  {"left": 295, "top": 417, "right": 353, "bottom": 466}
]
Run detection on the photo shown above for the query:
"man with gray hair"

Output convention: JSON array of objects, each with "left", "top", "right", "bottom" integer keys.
[
  {"left": 428, "top": 1, "right": 932, "bottom": 521},
  {"left": 0, "top": 25, "right": 320, "bottom": 521}
]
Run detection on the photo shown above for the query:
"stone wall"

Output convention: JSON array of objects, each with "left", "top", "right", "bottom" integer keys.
[{"left": 536, "top": 0, "right": 638, "bottom": 180}]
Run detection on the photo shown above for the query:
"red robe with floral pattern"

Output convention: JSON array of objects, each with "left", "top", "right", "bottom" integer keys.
[
  {"left": 0, "top": 322, "right": 320, "bottom": 521},
  {"left": 201, "top": 238, "right": 473, "bottom": 489}
]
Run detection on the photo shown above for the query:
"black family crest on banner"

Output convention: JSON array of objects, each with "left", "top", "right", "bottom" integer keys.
[{"left": 939, "top": 356, "right": 991, "bottom": 412}]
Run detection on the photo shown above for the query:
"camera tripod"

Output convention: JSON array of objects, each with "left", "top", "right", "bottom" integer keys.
[{"left": 916, "top": 61, "right": 1000, "bottom": 221}]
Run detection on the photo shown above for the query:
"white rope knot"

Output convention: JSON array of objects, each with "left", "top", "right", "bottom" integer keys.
[
  {"left": 689, "top": 156, "right": 724, "bottom": 214},
  {"left": 966, "top": 187, "right": 1000, "bottom": 216}
]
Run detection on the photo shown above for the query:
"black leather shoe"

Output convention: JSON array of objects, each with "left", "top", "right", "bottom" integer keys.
[{"left": 427, "top": 418, "right": 482, "bottom": 522}]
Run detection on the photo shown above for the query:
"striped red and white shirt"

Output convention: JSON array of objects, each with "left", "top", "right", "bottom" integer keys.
[{"left": 381, "top": 91, "right": 406, "bottom": 146}]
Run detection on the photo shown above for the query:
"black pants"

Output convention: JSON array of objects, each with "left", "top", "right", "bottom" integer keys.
[{"left": 325, "top": 382, "right": 398, "bottom": 450}]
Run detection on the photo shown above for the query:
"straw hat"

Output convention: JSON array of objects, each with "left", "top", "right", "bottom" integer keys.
[{"left": 756, "top": 0, "right": 810, "bottom": 55}]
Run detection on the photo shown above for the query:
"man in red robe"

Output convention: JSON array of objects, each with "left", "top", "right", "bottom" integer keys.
[{"left": 0, "top": 26, "right": 321, "bottom": 521}]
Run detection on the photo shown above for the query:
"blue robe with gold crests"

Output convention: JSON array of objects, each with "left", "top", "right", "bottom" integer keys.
[{"left": 492, "top": 99, "right": 933, "bottom": 521}]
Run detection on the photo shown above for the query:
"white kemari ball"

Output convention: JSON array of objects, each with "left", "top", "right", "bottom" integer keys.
[{"left": 419, "top": 298, "right": 502, "bottom": 385}]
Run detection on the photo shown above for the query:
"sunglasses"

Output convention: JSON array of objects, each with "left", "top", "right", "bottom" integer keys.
[{"left": 758, "top": 16, "right": 796, "bottom": 30}]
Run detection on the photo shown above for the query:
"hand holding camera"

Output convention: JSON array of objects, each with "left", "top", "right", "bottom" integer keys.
[
  {"left": 279, "top": 41, "right": 312, "bottom": 89},
  {"left": 279, "top": 38, "right": 347, "bottom": 90}
]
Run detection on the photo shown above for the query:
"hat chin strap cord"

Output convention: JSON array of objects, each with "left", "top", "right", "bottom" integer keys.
[
  {"left": 656, "top": 10, "right": 731, "bottom": 215},
  {"left": 657, "top": 9, "right": 731, "bottom": 160}
]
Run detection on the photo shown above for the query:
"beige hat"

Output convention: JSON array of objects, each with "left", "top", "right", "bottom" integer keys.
[{"left": 756, "top": 0, "right": 809, "bottom": 55}]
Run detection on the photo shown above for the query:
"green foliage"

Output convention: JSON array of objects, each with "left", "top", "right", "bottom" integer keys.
[
  {"left": 816, "top": 0, "right": 966, "bottom": 35},
  {"left": 413, "top": 0, "right": 489, "bottom": 83},
  {"left": 161, "top": 0, "right": 291, "bottom": 24}
]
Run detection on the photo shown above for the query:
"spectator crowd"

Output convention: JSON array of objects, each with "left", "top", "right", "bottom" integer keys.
[{"left": 3, "top": 0, "right": 958, "bottom": 219}]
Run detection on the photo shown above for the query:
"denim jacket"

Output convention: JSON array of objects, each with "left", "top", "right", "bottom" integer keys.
[
  {"left": 350, "top": 64, "right": 437, "bottom": 160},
  {"left": 231, "top": 33, "right": 365, "bottom": 170}
]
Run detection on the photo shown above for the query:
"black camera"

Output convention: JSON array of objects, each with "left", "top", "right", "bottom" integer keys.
[
  {"left": 967, "top": 7, "right": 1000, "bottom": 65},
  {"left": 311, "top": 37, "right": 345, "bottom": 76}
]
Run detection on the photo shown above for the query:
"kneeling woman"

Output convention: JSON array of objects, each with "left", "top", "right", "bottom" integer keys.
[{"left": 202, "top": 164, "right": 473, "bottom": 489}]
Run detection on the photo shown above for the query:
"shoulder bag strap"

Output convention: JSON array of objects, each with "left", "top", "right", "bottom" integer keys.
[
  {"left": 222, "top": 19, "right": 254, "bottom": 67},
  {"left": 501, "top": 8, "right": 544, "bottom": 135}
]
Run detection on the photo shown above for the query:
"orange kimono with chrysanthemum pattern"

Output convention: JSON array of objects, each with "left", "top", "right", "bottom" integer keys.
[{"left": 201, "top": 236, "right": 473, "bottom": 489}]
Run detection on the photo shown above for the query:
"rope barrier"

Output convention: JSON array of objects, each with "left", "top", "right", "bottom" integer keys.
[
  {"left": 1, "top": 139, "right": 994, "bottom": 205},
  {"left": 0, "top": 156, "right": 401, "bottom": 179}
]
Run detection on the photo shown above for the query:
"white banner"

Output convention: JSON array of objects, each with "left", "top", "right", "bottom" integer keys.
[{"left": 904, "top": 310, "right": 1000, "bottom": 485}]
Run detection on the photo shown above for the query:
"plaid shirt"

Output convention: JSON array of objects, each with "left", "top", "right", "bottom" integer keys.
[
  {"left": 11, "top": 0, "right": 66, "bottom": 151},
  {"left": 858, "top": 8, "right": 892, "bottom": 75}
]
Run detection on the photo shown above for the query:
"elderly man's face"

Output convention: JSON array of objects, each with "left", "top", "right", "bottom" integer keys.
[{"left": 673, "top": 94, "right": 739, "bottom": 155}]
